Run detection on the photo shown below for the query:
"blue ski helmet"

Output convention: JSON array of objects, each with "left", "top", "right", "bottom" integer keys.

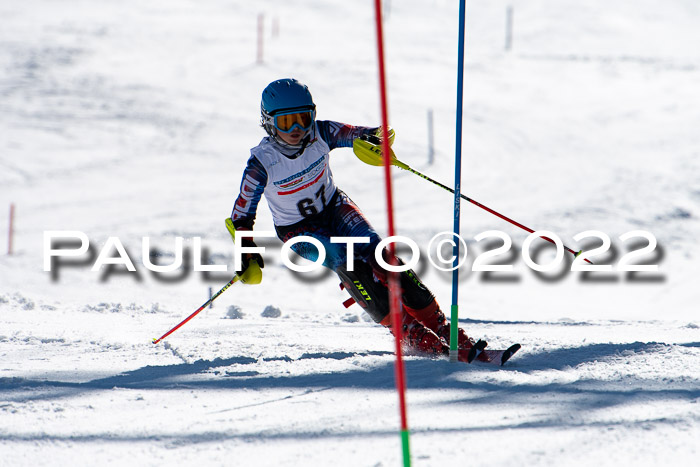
[{"left": 260, "top": 78, "right": 316, "bottom": 141}]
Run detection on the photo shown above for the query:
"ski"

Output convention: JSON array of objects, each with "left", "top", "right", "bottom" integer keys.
[
  {"left": 473, "top": 343, "right": 521, "bottom": 366},
  {"left": 453, "top": 340, "right": 520, "bottom": 366},
  {"left": 465, "top": 339, "right": 488, "bottom": 363}
]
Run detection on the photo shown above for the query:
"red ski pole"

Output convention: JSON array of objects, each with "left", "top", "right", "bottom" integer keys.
[
  {"left": 398, "top": 164, "right": 591, "bottom": 264},
  {"left": 353, "top": 137, "right": 592, "bottom": 264},
  {"left": 152, "top": 274, "right": 241, "bottom": 345}
]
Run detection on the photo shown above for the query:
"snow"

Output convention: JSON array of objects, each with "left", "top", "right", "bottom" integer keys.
[{"left": 1, "top": 0, "right": 699, "bottom": 465}]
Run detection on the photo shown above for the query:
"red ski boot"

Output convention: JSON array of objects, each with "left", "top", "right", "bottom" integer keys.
[
  {"left": 404, "top": 302, "right": 476, "bottom": 351},
  {"left": 381, "top": 310, "right": 448, "bottom": 356},
  {"left": 436, "top": 322, "right": 476, "bottom": 351}
]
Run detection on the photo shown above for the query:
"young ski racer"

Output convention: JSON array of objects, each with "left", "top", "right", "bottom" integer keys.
[{"left": 227, "top": 78, "right": 512, "bottom": 364}]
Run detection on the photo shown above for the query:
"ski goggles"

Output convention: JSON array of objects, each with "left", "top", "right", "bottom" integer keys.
[{"left": 274, "top": 111, "right": 314, "bottom": 133}]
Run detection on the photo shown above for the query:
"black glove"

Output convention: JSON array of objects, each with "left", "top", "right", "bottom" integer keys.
[
  {"left": 364, "top": 126, "right": 394, "bottom": 146},
  {"left": 362, "top": 132, "right": 382, "bottom": 145},
  {"left": 238, "top": 237, "right": 264, "bottom": 275}
]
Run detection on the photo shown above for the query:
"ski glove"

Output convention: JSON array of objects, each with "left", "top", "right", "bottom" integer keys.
[
  {"left": 361, "top": 126, "right": 395, "bottom": 147},
  {"left": 373, "top": 126, "right": 395, "bottom": 146},
  {"left": 237, "top": 237, "right": 264, "bottom": 273}
]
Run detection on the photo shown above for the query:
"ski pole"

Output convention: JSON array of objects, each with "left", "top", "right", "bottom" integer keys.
[
  {"left": 353, "top": 135, "right": 591, "bottom": 264},
  {"left": 152, "top": 274, "right": 241, "bottom": 345}
]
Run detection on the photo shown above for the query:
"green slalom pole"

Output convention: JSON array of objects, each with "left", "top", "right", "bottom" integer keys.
[{"left": 401, "top": 429, "right": 411, "bottom": 467}]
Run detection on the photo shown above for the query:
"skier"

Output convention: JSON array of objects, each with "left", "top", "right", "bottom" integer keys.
[{"left": 227, "top": 78, "right": 479, "bottom": 362}]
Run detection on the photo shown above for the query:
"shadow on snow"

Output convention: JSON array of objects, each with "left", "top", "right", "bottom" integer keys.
[
  {"left": 0, "top": 341, "right": 698, "bottom": 443},
  {"left": 1, "top": 341, "right": 697, "bottom": 395}
]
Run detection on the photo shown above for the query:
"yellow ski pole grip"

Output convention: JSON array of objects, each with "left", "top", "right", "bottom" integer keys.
[{"left": 352, "top": 135, "right": 408, "bottom": 170}]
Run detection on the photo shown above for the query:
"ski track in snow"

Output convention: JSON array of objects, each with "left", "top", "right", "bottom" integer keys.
[{"left": 1, "top": 0, "right": 699, "bottom": 465}]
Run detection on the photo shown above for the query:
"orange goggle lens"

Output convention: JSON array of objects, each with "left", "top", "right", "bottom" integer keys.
[{"left": 275, "top": 111, "right": 313, "bottom": 132}]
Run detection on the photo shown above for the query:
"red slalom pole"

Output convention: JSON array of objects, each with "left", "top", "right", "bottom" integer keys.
[
  {"left": 373, "top": 1, "right": 411, "bottom": 465},
  {"left": 152, "top": 275, "right": 241, "bottom": 344}
]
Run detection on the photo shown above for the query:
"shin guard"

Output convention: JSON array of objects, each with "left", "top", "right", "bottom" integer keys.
[{"left": 336, "top": 262, "right": 389, "bottom": 324}]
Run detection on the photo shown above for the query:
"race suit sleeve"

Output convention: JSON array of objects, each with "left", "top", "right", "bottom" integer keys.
[
  {"left": 230, "top": 155, "right": 268, "bottom": 230},
  {"left": 316, "top": 120, "right": 378, "bottom": 150}
]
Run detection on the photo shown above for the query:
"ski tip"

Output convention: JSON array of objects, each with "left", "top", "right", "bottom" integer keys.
[
  {"left": 152, "top": 338, "right": 159, "bottom": 345},
  {"left": 467, "top": 339, "right": 488, "bottom": 363},
  {"left": 500, "top": 343, "right": 521, "bottom": 366}
]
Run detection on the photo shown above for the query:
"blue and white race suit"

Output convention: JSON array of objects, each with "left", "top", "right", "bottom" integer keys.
[
  {"left": 229, "top": 120, "right": 436, "bottom": 322},
  {"left": 231, "top": 120, "right": 380, "bottom": 269}
]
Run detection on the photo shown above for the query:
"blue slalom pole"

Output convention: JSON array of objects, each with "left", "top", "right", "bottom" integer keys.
[{"left": 450, "top": 0, "right": 467, "bottom": 362}]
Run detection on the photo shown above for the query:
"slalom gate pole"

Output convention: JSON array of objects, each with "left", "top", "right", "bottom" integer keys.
[
  {"left": 257, "top": 13, "right": 264, "bottom": 65},
  {"left": 152, "top": 274, "right": 241, "bottom": 345},
  {"left": 450, "top": 0, "right": 467, "bottom": 363},
  {"left": 8, "top": 203, "right": 14, "bottom": 255},
  {"left": 373, "top": 1, "right": 412, "bottom": 465}
]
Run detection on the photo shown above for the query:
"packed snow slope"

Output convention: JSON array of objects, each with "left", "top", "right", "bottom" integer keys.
[{"left": 1, "top": 0, "right": 698, "bottom": 466}]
